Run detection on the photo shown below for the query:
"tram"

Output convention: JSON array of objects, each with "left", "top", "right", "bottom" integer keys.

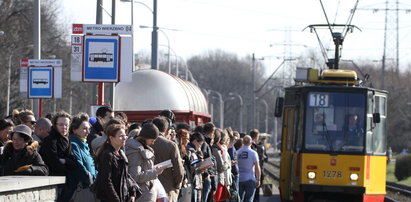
[{"left": 276, "top": 68, "right": 388, "bottom": 202}]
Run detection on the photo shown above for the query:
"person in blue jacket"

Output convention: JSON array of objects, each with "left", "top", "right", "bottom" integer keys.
[{"left": 64, "top": 113, "right": 97, "bottom": 201}]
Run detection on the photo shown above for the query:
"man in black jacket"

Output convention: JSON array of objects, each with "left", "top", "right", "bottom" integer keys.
[
  {"left": 87, "top": 106, "right": 114, "bottom": 156},
  {"left": 201, "top": 122, "right": 218, "bottom": 202}
]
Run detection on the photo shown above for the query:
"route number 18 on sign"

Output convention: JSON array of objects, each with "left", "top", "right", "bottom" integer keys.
[{"left": 309, "top": 92, "right": 329, "bottom": 107}]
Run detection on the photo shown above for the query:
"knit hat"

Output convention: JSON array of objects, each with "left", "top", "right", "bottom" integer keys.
[
  {"left": 159, "top": 110, "right": 175, "bottom": 123},
  {"left": 12, "top": 124, "right": 32, "bottom": 141},
  {"left": 139, "top": 123, "right": 159, "bottom": 140},
  {"left": 176, "top": 122, "right": 191, "bottom": 131}
]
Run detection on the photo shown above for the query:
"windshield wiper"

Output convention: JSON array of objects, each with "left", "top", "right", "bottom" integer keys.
[{"left": 321, "top": 118, "right": 334, "bottom": 152}]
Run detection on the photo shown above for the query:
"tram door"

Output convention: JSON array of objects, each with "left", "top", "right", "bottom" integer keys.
[{"left": 279, "top": 107, "right": 298, "bottom": 201}]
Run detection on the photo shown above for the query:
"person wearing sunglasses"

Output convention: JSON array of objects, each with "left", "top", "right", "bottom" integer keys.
[{"left": 13, "top": 109, "right": 36, "bottom": 132}]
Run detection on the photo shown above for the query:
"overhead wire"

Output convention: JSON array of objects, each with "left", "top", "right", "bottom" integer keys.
[
  {"left": 319, "top": 0, "right": 335, "bottom": 36},
  {"left": 333, "top": 0, "right": 341, "bottom": 24},
  {"left": 342, "top": 0, "right": 360, "bottom": 39},
  {"left": 313, "top": 28, "right": 330, "bottom": 63}
]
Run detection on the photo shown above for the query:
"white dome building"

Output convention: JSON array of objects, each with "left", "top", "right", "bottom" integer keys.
[{"left": 114, "top": 69, "right": 210, "bottom": 125}]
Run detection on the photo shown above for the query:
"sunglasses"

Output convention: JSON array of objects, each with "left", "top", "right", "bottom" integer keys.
[{"left": 26, "top": 121, "right": 36, "bottom": 125}]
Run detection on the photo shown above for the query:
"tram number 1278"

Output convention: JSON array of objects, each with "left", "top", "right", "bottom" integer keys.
[{"left": 323, "top": 171, "right": 342, "bottom": 178}]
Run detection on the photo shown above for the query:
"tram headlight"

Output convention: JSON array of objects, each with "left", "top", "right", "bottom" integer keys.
[
  {"left": 307, "top": 171, "right": 316, "bottom": 179},
  {"left": 350, "top": 173, "right": 359, "bottom": 181}
]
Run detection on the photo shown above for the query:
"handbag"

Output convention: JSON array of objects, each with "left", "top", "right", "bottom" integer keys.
[
  {"left": 220, "top": 184, "right": 231, "bottom": 201},
  {"left": 70, "top": 184, "right": 96, "bottom": 202},
  {"left": 214, "top": 183, "right": 231, "bottom": 201},
  {"left": 178, "top": 183, "right": 193, "bottom": 202},
  {"left": 178, "top": 160, "right": 193, "bottom": 202}
]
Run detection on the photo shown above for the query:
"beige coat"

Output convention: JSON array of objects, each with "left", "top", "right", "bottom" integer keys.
[
  {"left": 126, "top": 138, "right": 157, "bottom": 202},
  {"left": 152, "top": 136, "right": 184, "bottom": 193}
]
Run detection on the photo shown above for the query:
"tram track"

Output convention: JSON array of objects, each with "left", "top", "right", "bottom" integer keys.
[{"left": 263, "top": 156, "right": 411, "bottom": 202}]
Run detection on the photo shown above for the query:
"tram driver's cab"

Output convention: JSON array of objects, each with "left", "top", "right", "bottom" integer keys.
[
  {"left": 276, "top": 69, "right": 388, "bottom": 202},
  {"left": 304, "top": 91, "right": 367, "bottom": 153}
]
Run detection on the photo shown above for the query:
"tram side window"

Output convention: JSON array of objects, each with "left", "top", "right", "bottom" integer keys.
[{"left": 372, "top": 96, "right": 387, "bottom": 154}]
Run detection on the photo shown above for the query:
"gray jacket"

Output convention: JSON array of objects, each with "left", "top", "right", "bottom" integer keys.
[{"left": 125, "top": 138, "right": 158, "bottom": 202}]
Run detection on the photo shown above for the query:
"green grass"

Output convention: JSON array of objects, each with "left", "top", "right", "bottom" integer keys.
[{"left": 386, "top": 160, "right": 411, "bottom": 186}]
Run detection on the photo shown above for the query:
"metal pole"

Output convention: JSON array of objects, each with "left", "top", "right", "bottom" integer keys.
[
  {"left": 183, "top": 58, "right": 188, "bottom": 80},
  {"left": 94, "top": 0, "right": 103, "bottom": 106},
  {"left": 110, "top": 0, "right": 116, "bottom": 107},
  {"left": 176, "top": 57, "right": 179, "bottom": 76},
  {"left": 178, "top": 56, "right": 188, "bottom": 80},
  {"left": 158, "top": 29, "right": 170, "bottom": 73},
  {"left": 382, "top": 0, "right": 388, "bottom": 89},
  {"left": 6, "top": 45, "right": 32, "bottom": 116},
  {"left": 131, "top": 0, "right": 134, "bottom": 72},
  {"left": 96, "top": 0, "right": 103, "bottom": 24},
  {"left": 395, "top": 0, "right": 399, "bottom": 75},
  {"left": 261, "top": 99, "right": 268, "bottom": 132},
  {"left": 151, "top": 0, "right": 158, "bottom": 69},
  {"left": 7, "top": 54, "right": 13, "bottom": 116},
  {"left": 168, "top": 45, "right": 171, "bottom": 73},
  {"left": 69, "top": 89, "right": 73, "bottom": 114},
  {"left": 111, "top": 0, "right": 116, "bottom": 24},
  {"left": 33, "top": 0, "right": 41, "bottom": 118},
  {"left": 229, "top": 92, "right": 243, "bottom": 132},
  {"left": 252, "top": 53, "right": 256, "bottom": 129},
  {"left": 98, "top": 83, "right": 104, "bottom": 105},
  {"left": 209, "top": 90, "right": 224, "bottom": 129},
  {"left": 217, "top": 92, "right": 224, "bottom": 129}
]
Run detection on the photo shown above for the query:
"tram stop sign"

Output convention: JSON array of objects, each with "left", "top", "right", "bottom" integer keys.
[
  {"left": 83, "top": 35, "right": 120, "bottom": 82},
  {"left": 20, "top": 59, "right": 62, "bottom": 99},
  {"left": 70, "top": 24, "right": 132, "bottom": 83}
]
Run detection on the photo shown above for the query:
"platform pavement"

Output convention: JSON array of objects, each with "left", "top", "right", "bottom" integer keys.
[{"left": 259, "top": 183, "right": 281, "bottom": 202}]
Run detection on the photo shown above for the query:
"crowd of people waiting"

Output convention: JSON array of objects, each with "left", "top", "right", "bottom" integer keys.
[{"left": 0, "top": 107, "right": 268, "bottom": 202}]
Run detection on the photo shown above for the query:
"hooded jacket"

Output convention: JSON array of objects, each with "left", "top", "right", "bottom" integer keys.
[
  {"left": 126, "top": 138, "right": 157, "bottom": 202},
  {"left": 1, "top": 141, "right": 48, "bottom": 176}
]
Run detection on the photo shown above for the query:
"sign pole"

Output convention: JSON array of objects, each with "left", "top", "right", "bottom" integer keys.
[
  {"left": 98, "top": 82, "right": 104, "bottom": 105},
  {"left": 33, "top": 0, "right": 41, "bottom": 118},
  {"left": 39, "top": 98, "right": 43, "bottom": 117}
]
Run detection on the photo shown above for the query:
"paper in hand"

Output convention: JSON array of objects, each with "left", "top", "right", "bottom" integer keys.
[{"left": 155, "top": 159, "right": 173, "bottom": 169}]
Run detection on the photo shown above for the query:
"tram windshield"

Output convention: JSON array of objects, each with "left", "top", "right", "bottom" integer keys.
[{"left": 304, "top": 92, "right": 366, "bottom": 153}]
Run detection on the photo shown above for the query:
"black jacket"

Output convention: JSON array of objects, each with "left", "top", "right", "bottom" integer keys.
[
  {"left": 201, "top": 136, "right": 217, "bottom": 178},
  {"left": 95, "top": 144, "right": 139, "bottom": 202},
  {"left": 87, "top": 121, "right": 104, "bottom": 146},
  {"left": 87, "top": 121, "right": 104, "bottom": 156},
  {"left": 1, "top": 141, "right": 48, "bottom": 176},
  {"left": 39, "top": 128, "right": 75, "bottom": 176}
]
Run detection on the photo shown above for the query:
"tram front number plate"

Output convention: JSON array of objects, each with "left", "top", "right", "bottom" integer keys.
[{"left": 323, "top": 171, "right": 342, "bottom": 178}]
